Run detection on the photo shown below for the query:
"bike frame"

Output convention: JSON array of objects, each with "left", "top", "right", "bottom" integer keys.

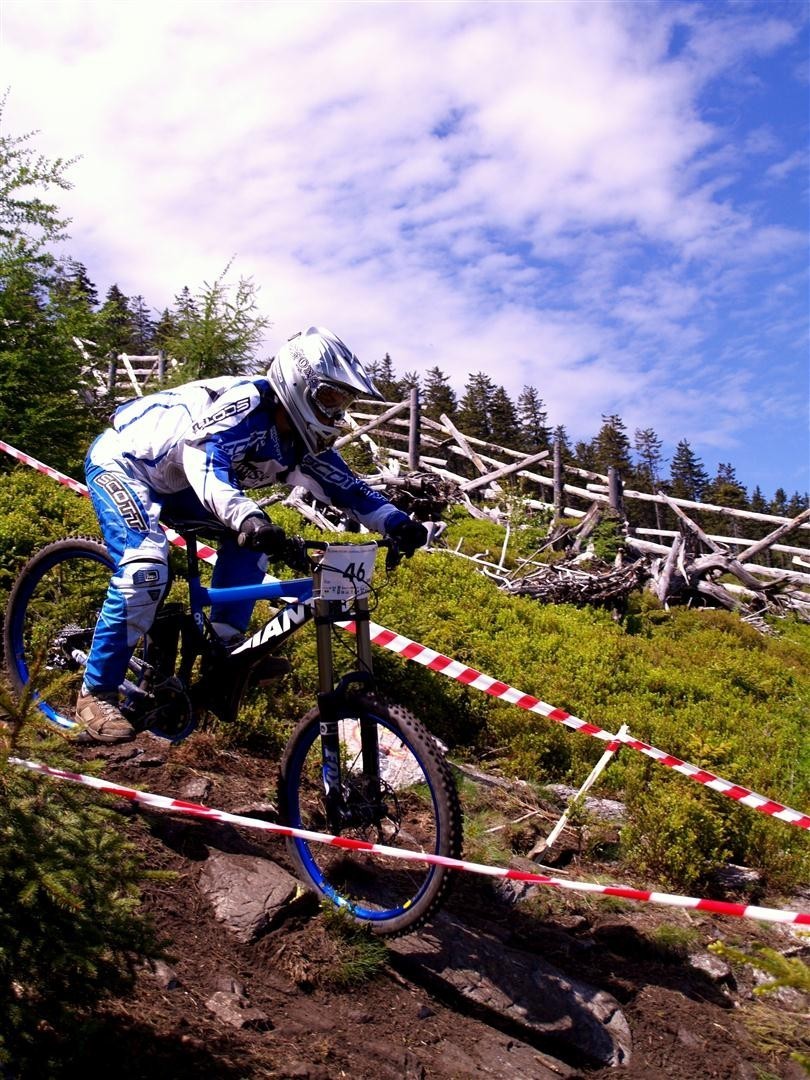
[
  {"left": 181, "top": 533, "right": 377, "bottom": 723},
  {"left": 181, "top": 533, "right": 382, "bottom": 832}
]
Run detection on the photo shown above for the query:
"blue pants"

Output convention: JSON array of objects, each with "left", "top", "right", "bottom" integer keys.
[{"left": 83, "top": 431, "right": 265, "bottom": 694}]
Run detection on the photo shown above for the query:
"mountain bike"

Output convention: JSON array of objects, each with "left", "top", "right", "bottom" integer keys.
[{"left": 3, "top": 528, "right": 462, "bottom": 935}]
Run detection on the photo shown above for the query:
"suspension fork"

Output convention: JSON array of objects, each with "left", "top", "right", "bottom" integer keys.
[{"left": 313, "top": 589, "right": 381, "bottom": 832}]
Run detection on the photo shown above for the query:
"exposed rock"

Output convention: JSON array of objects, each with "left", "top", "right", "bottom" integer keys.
[
  {"left": 178, "top": 776, "right": 213, "bottom": 802},
  {"left": 689, "top": 951, "right": 735, "bottom": 987},
  {"left": 204, "top": 989, "right": 272, "bottom": 1031},
  {"left": 197, "top": 852, "right": 302, "bottom": 942},
  {"left": 147, "top": 959, "right": 180, "bottom": 989},
  {"left": 388, "top": 912, "right": 631, "bottom": 1068},
  {"left": 710, "top": 863, "right": 764, "bottom": 898}
]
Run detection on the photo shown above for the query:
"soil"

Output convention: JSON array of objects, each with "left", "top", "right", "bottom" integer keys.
[{"left": 41, "top": 733, "right": 810, "bottom": 1080}]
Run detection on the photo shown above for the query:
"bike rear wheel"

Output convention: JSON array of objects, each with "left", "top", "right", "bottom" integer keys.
[
  {"left": 279, "top": 694, "right": 462, "bottom": 936},
  {"left": 3, "top": 538, "right": 194, "bottom": 741},
  {"left": 4, "top": 539, "right": 115, "bottom": 731}
]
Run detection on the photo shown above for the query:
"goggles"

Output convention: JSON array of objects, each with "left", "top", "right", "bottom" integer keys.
[{"left": 311, "top": 382, "right": 357, "bottom": 419}]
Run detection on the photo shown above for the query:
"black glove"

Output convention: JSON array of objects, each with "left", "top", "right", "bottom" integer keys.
[
  {"left": 386, "top": 518, "right": 429, "bottom": 558},
  {"left": 237, "top": 514, "right": 287, "bottom": 555},
  {"left": 282, "top": 536, "right": 311, "bottom": 575}
]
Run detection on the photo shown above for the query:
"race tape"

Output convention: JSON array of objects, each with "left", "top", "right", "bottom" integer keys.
[
  {"left": 9, "top": 756, "right": 810, "bottom": 927},
  {"left": 0, "top": 439, "right": 218, "bottom": 564},
  {"left": 340, "top": 619, "right": 810, "bottom": 831},
  {"left": 4, "top": 439, "right": 808, "bottom": 832}
]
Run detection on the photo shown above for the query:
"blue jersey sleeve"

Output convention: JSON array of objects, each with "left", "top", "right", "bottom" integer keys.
[{"left": 290, "top": 449, "right": 409, "bottom": 534}]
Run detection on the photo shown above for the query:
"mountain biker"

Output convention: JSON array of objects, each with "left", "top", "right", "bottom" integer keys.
[{"left": 77, "top": 326, "right": 428, "bottom": 744}]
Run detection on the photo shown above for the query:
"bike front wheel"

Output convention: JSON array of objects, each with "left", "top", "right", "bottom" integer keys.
[{"left": 279, "top": 694, "right": 462, "bottom": 936}]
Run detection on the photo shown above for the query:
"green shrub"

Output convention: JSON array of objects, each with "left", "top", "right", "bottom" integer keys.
[
  {"left": 0, "top": 681, "right": 160, "bottom": 1070},
  {"left": 620, "top": 776, "right": 731, "bottom": 891}
]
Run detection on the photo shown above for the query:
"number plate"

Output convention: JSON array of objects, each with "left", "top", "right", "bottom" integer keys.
[{"left": 318, "top": 543, "right": 377, "bottom": 600}]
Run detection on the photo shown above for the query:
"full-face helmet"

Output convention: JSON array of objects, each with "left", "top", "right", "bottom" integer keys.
[{"left": 267, "top": 327, "right": 381, "bottom": 453}]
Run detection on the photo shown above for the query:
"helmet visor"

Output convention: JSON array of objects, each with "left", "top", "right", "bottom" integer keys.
[{"left": 311, "top": 382, "right": 357, "bottom": 419}]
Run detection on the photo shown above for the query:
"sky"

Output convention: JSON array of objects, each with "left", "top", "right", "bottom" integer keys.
[{"left": 1, "top": 0, "right": 808, "bottom": 498}]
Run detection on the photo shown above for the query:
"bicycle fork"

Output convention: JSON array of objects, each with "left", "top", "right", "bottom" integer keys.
[{"left": 314, "top": 592, "right": 381, "bottom": 834}]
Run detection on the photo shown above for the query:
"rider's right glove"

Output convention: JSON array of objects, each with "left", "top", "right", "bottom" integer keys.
[
  {"left": 386, "top": 517, "right": 429, "bottom": 558},
  {"left": 237, "top": 514, "right": 287, "bottom": 555}
]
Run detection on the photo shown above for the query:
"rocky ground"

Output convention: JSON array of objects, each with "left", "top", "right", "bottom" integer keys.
[{"left": 48, "top": 732, "right": 810, "bottom": 1080}]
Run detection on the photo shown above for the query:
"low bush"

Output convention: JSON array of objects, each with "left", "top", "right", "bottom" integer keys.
[{"left": 0, "top": 681, "right": 160, "bottom": 1071}]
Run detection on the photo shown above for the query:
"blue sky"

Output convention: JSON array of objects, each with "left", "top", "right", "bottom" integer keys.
[{"left": 1, "top": 0, "right": 808, "bottom": 499}]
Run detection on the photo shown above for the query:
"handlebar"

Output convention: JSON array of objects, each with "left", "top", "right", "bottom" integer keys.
[{"left": 282, "top": 536, "right": 404, "bottom": 575}]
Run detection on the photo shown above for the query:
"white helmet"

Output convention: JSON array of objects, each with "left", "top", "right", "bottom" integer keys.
[{"left": 268, "top": 327, "right": 381, "bottom": 453}]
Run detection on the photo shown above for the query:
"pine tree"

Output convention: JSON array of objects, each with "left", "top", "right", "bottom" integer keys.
[
  {"left": 750, "top": 486, "right": 768, "bottom": 514},
  {"left": 574, "top": 438, "right": 598, "bottom": 471},
  {"left": 399, "top": 370, "right": 421, "bottom": 393},
  {"left": 96, "top": 284, "right": 138, "bottom": 355},
  {"left": 669, "top": 439, "right": 709, "bottom": 501},
  {"left": 553, "top": 424, "right": 574, "bottom": 462},
  {"left": 770, "top": 488, "right": 788, "bottom": 515},
  {"left": 517, "top": 386, "right": 551, "bottom": 452},
  {"left": 48, "top": 259, "right": 99, "bottom": 343},
  {"left": 593, "top": 414, "right": 633, "bottom": 474},
  {"left": 633, "top": 427, "right": 666, "bottom": 531},
  {"left": 153, "top": 307, "right": 179, "bottom": 350},
  {"left": 458, "top": 371, "right": 496, "bottom": 441},
  {"left": 162, "top": 268, "right": 270, "bottom": 380},
  {"left": 128, "top": 295, "right": 154, "bottom": 353},
  {"left": 706, "top": 462, "right": 749, "bottom": 509},
  {"left": 368, "top": 353, "right": 400, "bottom": 400},
  {"left": 0, "top": 103, "right": 95, "bottom": 472},
  {"left": 422, "top": 366, "right": 457, "bottom": 422},
  {"left": 786, "top": 491, "right": 809, "bottom": 516},
  {"left": 489, "top": 386, "right": 520, "bottom": 449},
  {"left": 633, "top": 428, "right": 665, "bottom": 491}
]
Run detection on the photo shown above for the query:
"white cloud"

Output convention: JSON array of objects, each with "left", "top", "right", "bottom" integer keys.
[{"left": 1, "top": 0, "right": 807, "bottom": 492}]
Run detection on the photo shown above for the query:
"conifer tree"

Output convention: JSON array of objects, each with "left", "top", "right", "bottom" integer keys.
[
  {"left": 770, "top": 488, "right": 788, "bottom": 515},
  {"left": 0, "top": 102, "right": 95, "bottom": 472},
  {"left": 749, "top": 486, "right": 768, "bottom": 514},
  {"left": 706, "top": 462, "right": 749, "bottom": 509},
  {"left": 368, "top": 352, "right": 400, "bottom": 400},
  {"left": 422, "top": 366, "right": 457, "bottom": 422},
  {"left": 553, "top": 424, "right": 574, "bottom": 462},
  {"left": 633, "top": 427, "right": 666, "bottom": 530},
  {"left": 96, "top": 284, "right": 138, "bottom": 355},
  {"left": 399, "top": 370, "right": 421, "bottom": 393},
  {"left": 489, "top": 386, "right": 520, "bottom": 449},
  {"left": 574, "top": 438, "right": 598, "bottom": 471},
  {"left": 669, "top": 439, "right": 709, "bottom": 501},
  {"left": 786, "top": 491, "right": 809, "bottom": 516},
  {"left": 162, "top": 268, "right": 269, "bottom": 380},
  {"left": 458, "top": 371, "right": 496, "bottom": 441},
  {"left": 633, "top": 428, "right": 664, "bottom": 491},
  {"left": 594, "top": 414, "right": 633, "bottom": 474},
  {"left": 128, "top": 294, "right": 154, "bottom": 353},
  {"left": 517, "top": 386, "right": 550, "bottom": 451},
  {"left": 153, "top": 307, "right": 180, "bottom": 351}
]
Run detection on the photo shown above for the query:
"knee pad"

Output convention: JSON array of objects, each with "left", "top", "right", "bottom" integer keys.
[{"left": 111, "top": 558, "right": 170, "bottom": 644}]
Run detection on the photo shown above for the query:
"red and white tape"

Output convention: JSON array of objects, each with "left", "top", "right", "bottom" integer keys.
[
  {"left": 10, "top": 756, "right": 810, "bottom": 927},
  {"left": 0, "top": 440, "right": 218, "bottom": 564},
  {"left": 3, "top": 441, "right": 808, "bottom": 831},
  {"left": 342, "top": 619, "right": 810, "bottom": 831}
]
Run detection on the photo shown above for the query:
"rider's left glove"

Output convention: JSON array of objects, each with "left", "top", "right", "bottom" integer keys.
[
  {"left": 237, "top": 514, "right": 287, "bottom": 555},
  {"left": 386, "top": 518, "right": 429, "bottom": 558}
]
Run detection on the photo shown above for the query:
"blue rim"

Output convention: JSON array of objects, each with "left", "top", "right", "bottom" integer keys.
[
  {"left": 7, "top": 545, "right": 114, "bottom": 731},
  {"left": 285, "top": 710, "right": 441, "bottom": 923}
]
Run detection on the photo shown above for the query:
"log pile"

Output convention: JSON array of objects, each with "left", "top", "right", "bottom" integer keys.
[{"left": 276, "top": 397, "right": 810, "bottom": 628}]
